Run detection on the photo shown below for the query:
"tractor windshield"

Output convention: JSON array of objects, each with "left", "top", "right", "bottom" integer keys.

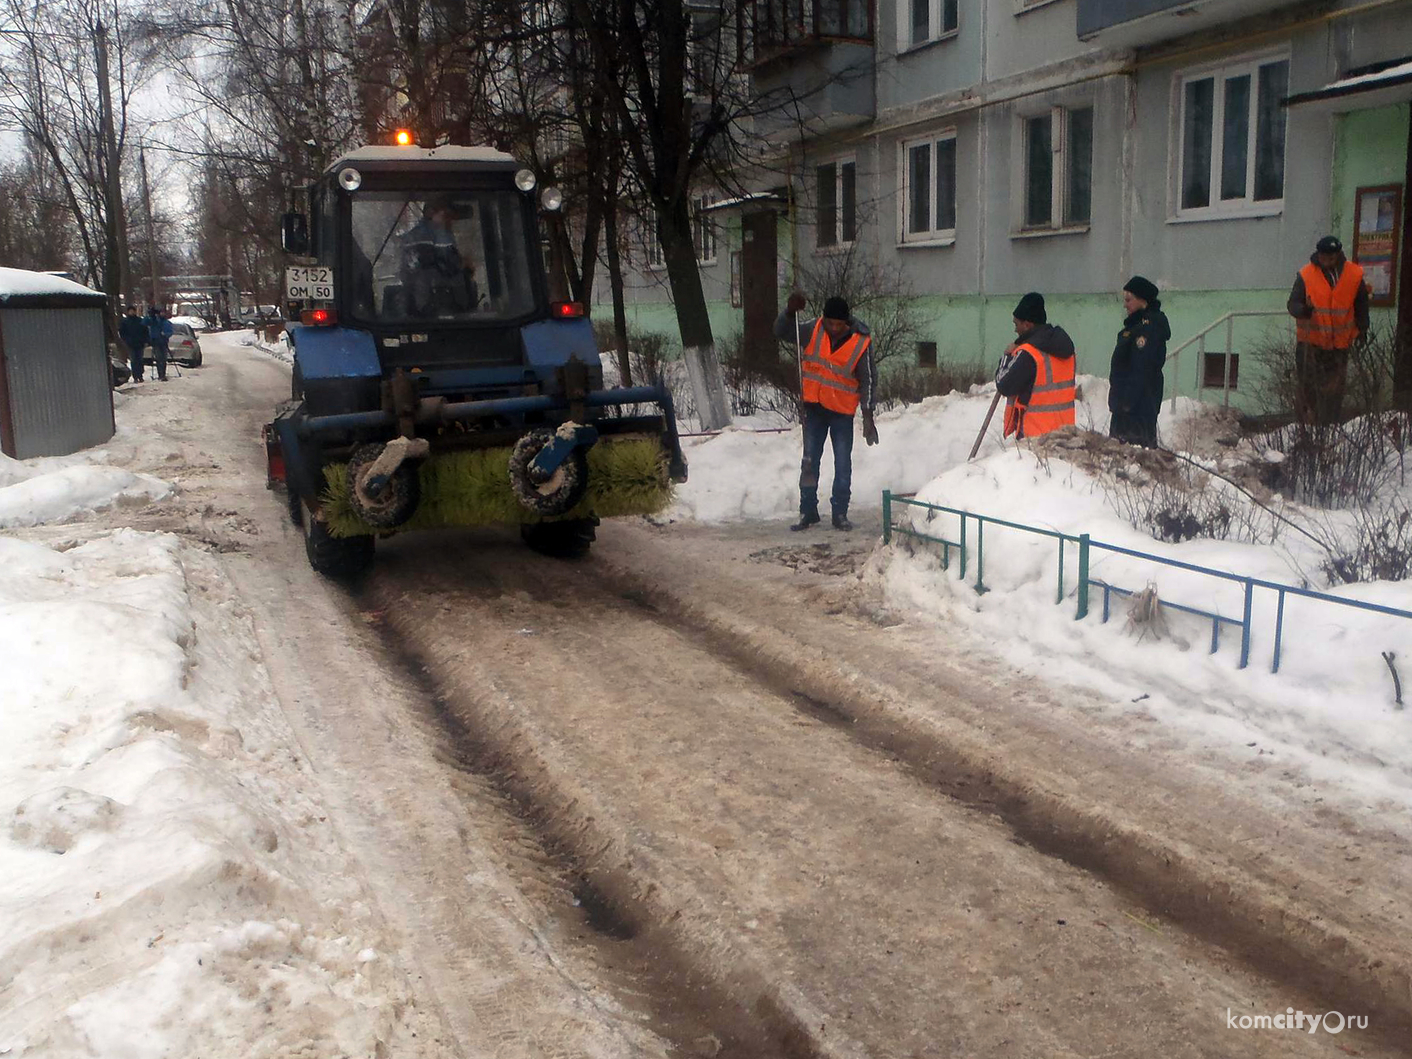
[{"left": 349, "top": 190, "right": 538, "bottom": 324}]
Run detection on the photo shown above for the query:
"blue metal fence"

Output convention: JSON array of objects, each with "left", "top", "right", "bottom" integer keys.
[{"left": 882, "top": 490, "right": 1412, "bottom": 674}]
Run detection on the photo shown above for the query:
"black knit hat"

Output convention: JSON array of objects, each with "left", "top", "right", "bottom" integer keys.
[
  {"left": 1123, "top": 275, "right": 1159, "bottom": 303},
  {"left": 1013, "top": 292, "right": 1046, "bottom": 325},
  {"left": 1316, "top": 235, "right": 1343, "bottom": 255},
  {"left": 822, "top": 296, "right": 850, "bottom": 321}
]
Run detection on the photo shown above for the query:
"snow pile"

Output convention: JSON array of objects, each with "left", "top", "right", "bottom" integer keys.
[
  {"left": 0, "top": 530, "right": 398, "bottom": 1056},
  {"left": 0, "top": 460, "right": 171, "bottom": 528},
  {"left": 248, "top": 327, "right": 293, "bottom": 366}
]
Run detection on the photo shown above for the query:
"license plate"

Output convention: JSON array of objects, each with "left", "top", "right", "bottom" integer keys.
[{"left": 286, "top": 266, "right": 334, "bottom": 301}]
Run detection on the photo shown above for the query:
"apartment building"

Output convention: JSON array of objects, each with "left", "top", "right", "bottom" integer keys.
[{"left": 617, "top": 0, "right": 1412, "bottom": 408}]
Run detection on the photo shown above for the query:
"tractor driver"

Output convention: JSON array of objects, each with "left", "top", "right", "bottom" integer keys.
[{"left": 401, "top": 196, "right": 480, "bottom": 316}]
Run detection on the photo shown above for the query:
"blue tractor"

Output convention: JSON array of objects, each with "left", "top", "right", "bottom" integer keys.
[{"left": 265, "top": 144, "right": 686, "bottom": 576}]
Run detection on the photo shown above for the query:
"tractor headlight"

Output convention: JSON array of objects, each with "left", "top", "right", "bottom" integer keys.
[
  {"left": 338, "top": 167, "right": 362, "bottom": 191},
  {"left": 540, "top": 186, "right": 564, "bottom": 211},
  {"left": 514, "top": 168, "right": 537, "bottom": 192}
]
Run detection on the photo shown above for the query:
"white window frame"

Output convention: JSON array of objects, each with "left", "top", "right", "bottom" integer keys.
[
  {"left": 1014, "top": 103, "right": 1093, "bottom": 237},
  {"left": 898, "top": 130, "right": 958, "bottom": 245},
  {"left": 1172, "top": 51, "right": 1290, "bottom": 223},
  {"left": 899, "top": 0, "right": 958, "bottom": 51},
  {"left": 693, "top": 194, "right": 719, "bottom": 265},
  {"left": 815, "top": 155, "right": 857, "bottom": 251}
]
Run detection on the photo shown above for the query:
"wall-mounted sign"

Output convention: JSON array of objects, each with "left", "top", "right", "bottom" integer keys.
[{"left": 1353, "top": 183, "right": 1402, "bottom": 307}]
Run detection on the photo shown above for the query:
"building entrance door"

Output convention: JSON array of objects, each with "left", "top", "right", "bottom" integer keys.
[{"left": 741, "top": 209, "right": 778, "bottom": 369}]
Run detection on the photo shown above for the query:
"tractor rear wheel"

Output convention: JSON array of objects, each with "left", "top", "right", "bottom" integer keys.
[{"left": 520, "top": 517, "right": 597, "bottom": 559}]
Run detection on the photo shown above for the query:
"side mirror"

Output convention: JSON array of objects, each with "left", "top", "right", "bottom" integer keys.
[{"left": 281, "top": 212, "right": 309, "bottom": 255}]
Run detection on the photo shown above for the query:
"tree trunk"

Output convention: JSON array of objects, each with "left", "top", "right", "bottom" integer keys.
[
  {"left": 659, "top": 196, "right": 730, "bottom": 430},
  {"left": 603, "top": 200, "right": 632, "bottom": 387}
]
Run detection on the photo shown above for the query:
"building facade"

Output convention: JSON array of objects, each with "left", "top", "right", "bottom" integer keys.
[{"left": 615, "top": 0, "right": 1412, "bottom": 410}]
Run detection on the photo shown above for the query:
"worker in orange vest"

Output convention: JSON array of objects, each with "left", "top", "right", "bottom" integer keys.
[
  {"left": 1286, "top": 235, "right": 1369, "bottom": 426},
  {"left": 995, "top": 292, "right": 1077, "bottom": 440},
  {"left": 778, "top": 292, "right": 878, "bottom": 532}
]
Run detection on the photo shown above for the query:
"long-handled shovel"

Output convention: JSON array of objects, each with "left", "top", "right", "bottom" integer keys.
[{"left": 968, "top": 391, "right": 1002, "bottom": 460}]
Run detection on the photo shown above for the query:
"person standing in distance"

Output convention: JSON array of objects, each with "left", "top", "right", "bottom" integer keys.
[
  {"left": 776, "top": 292, "right": 878, "bottom": 532},
  {"left": 1108, "top": 276, "right": 1170, "bottom": 447},
  {"left": 119, "top": 305, "right": 148, "bottom": 383},
  {"left": 145, "top": 304, "right": 173, "bottom": 382},
  {"left": 994, "top": 292, "right": 1077, "bottom": 440},
  {"left": 1286, "top": 235, "right": 1369, "bottom": 425}
]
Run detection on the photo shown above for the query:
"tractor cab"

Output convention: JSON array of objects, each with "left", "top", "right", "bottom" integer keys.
[{"left": 268, "top": 143, "right": 684, "bottom": 576}]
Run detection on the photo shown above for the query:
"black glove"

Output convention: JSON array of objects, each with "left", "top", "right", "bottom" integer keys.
[
  {"left": 786, "top": 291, "right": 807, "bottom": 315},
  {"left": 862, "top": 411, "right": 879, "bottom": 447}
]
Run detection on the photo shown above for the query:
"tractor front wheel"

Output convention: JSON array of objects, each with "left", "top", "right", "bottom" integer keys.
[{"left": 304, "top": 512, "right": 375, "bottom": 577}]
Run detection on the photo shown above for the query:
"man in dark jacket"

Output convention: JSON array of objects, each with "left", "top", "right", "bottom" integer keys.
[
  {"left": 776, "top": 292, "right": 879, "bottom": 532},
  {"left": 994, "top": 292, "right": 1077, "bottom": 439},
  {"left": 145, "top": 306, "right": 173, "bottom": 381},
  {"left": 119, "top": 305, "right": 148, "bottom": 383},
  {"left": 1108, "top": 276, "right": 1171, "bottom": 448}
]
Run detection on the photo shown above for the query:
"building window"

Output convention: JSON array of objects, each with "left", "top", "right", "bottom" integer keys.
[
  {"left": 917, "top": 340, "right": 937, "bottom": 368},
  {"left": 816, "top": 157, "right": 856, "bottom": 249},
  {"left": 1022, "top": 105, "right": 1092, "bottom": 231},
  {"left": 901, "top": 132, "right": 957, "bottom": 242},
  {"left": 1178, "top": 56, "right": 1288, "bottom": 216},
  {"left": 906, "top": 0, "right": 957, "bottom": 48},
  {"left": 645, "top": 212, "right": 664, "bottom": 269},
  {"left": 1203, "top": 352, "right": 1239, "bottom": 390},
  {"left": 755, "top": 0, "right": 870, "bottom": 51},
  {"left": 694, "top": 195, "right": 718, "bottom": 264}
]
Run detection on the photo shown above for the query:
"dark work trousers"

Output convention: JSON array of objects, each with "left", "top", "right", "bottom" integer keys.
[
  {"left": 1294, "top": 343, "right": 1350, "bottom": 426},
  {"left": 151, "top": 338, "right": 169, "bottom": 381},
  {"left": 129, "top": 343, "right": 146, "bottom": 382},
  {"left": 799, "top": 401, "right": 856, "bottom": 518}
]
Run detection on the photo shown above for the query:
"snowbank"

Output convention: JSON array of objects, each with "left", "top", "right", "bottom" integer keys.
[{"left": 0, "top": 529, "right": 399, "bottom": 1056}]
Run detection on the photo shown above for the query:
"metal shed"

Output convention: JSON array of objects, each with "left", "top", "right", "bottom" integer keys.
[{"left": 0, "top": 268, "right": 114, "bottom": 459}]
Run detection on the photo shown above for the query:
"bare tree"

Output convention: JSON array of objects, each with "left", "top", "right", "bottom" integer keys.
[{"left": 0, "top": 0, "right": 151, "bottom": 297}]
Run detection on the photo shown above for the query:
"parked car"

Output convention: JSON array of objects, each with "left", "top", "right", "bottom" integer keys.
[{"left": 168, "top": 322, "right": 203, "bottom": 367}]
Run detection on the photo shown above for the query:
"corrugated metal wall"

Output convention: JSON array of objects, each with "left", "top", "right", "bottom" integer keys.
[{"left": 0, "top": 307, "right": 114, "bottom": 459}]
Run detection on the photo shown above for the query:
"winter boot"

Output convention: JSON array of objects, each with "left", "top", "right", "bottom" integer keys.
[
  {"left": 832, "top": 513, "right": 854, "bottom": 532},
  {"left": 791, "top": 511, "right": 821, "bottom": 532}
]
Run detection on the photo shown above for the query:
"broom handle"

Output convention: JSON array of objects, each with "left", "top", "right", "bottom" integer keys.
[{"left": 969, "top": 391, "right": 1002, "bottom": 461}]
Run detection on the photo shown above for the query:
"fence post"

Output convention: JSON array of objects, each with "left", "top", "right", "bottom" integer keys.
[
  {"left": 1272, "top": 589, "right": 1286, "bottom": 674},
  {"left": 1075, "top": 533, "right": 1090, "bottom": 620},
  {"left": 959, "top": 514, "right": 967, "bottom": 581},
  {"left": 975, "top": 518, "right": 986, "bottom": 594},
  {"left": 1239, "top": 577, "right": 1254, "bottom": 669},
  {"left": 1056, "top": 537, "right": 1065, "bottom": 605},
  {"left": 882, "top": 490, "right": 892, "bottom": 545}
]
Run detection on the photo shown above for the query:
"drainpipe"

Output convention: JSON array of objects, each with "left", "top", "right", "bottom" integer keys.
[{"left": 976, "top": 0, "right": 989, "bottom": 359}]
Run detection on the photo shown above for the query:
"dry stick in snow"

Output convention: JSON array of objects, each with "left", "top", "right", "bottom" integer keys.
[{"left": 1383, "top": 651, "right": 1403, "bottom": 709}]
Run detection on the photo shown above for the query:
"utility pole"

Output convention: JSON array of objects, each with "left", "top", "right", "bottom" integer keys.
[
  {"left": 93, "top": 20, "right": 129, "bottom": 311},
  {"left": 139, "top": 147, "right": 159, "bottom": 307}
]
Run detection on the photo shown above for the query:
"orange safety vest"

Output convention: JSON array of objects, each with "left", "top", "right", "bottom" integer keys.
[
  {"left": 1003, "top": 342, "right": 1076, "bottom": 439},
  {"left": 1296, "top": 261, "right": 1365, "bottom": 350},
  {"left": 800, "top": 319, "right": 870, "bottom": 416}
]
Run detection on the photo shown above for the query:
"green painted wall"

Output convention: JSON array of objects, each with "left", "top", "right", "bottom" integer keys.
[
  {"left": 625, "top": 289, "right": 1298, "bottom": 411},
  {"left": 1331, "top": 103, "right": 1409, "bottom": 246}
]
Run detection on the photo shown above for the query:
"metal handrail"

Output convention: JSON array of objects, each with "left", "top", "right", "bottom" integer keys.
[
  {"left": 1165, "top": 310, "right": 1289, "bottom": 412},
  {"left": 882, "top": 491, "right": 1412, "bottom": 676}
]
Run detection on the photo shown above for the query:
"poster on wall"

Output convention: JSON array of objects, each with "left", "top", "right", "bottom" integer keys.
[{"left": 1353, "top": 183, "right": 1402, "bottom": 307}]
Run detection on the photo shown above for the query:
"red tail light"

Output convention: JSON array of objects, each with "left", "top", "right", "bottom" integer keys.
[
  {"left": 301, "top": 308, "right": 337, "bottom": 326},
  {"left": 552, "top": 301, "right": 584, "bottom": 318}
]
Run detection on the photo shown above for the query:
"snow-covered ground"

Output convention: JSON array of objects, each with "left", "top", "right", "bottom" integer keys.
[
  {"left": 5, "top": 337, "right": 1408, "bottom": 1052},
  {"left": 1, "top": 379, "right": 410, "bottom": 1056},
  {"left": 673, "top": 377, "right": 1412, "bottom": 816}
]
